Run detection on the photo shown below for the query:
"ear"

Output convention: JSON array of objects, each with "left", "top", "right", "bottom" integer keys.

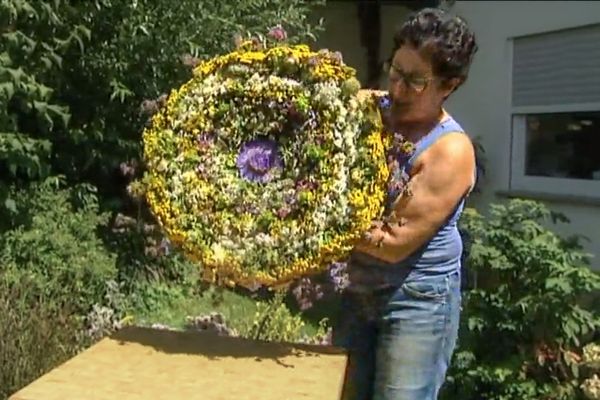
[{"left": 440, "top": 77, "right": 462, "bottom": 97}]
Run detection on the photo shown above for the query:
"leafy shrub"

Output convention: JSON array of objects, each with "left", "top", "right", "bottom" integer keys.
[
  {"left": 246, "top": 290, "right": 331, "bottom": 344},
  {"left": 0, "top": 0, "right": 82, "bottom": 211},
  {"left": 1, "top": 0, "right": 325, "bottom": 212},
  {"left": 0, "top": 178, "right": 117, "bottom": 314},
  {"left": 105, "top": 209, "right": 202, "bottom": 294},
  {"left": 0, "top": 179, "right": 119, "bottom": 397},
  {"left": 442, "top": 199, "right": 600, "bottom": 400},
  {"left": 0, "top": 277, "right": 87, "bottom": 400}
]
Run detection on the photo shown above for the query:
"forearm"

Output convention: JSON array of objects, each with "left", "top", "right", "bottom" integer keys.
[
  {"left": 355, "top": 222, "right": 433, "bottom": 264},
  {"left": 354, "top": 131, "right": 476, "bottom": 264}
]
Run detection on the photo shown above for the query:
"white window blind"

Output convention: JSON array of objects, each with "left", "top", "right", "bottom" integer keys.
[{"left": 512, "top": 24, "right": 600, "bottom": 107}]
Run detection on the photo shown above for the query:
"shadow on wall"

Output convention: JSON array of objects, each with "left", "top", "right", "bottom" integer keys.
[{"left": 309, "top": 1, "right": 415, "bottom": 88}]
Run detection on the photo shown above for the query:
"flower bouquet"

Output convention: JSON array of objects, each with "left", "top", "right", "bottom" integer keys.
[{"left": 141, "top": 27, "right": 402, "bottom": 290}]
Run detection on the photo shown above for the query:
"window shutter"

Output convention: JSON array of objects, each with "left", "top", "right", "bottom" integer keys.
[{"left": 512, "top": 24, "right": 600, "bottom": 107}]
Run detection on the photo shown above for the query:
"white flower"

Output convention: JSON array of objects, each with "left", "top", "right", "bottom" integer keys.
[
  {"left": 582, "top": 374, "right": 600, "bottom": 400},
  {"left": 254, "top": 233, "right": 275, "bottom": 246},
  {"left": 210, "top": 243, "right": 227, "bottom": 263},
  {"left": 583, "top": 343, "right": 600, "bottom": 370}
]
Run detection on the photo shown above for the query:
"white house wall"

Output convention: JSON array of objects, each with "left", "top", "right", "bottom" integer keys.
[{"left": 445, "top": 1, "right": 600, "bottom": 269}]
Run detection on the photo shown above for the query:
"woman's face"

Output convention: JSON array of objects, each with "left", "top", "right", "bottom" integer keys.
[{"left": 386, "top": 44, "right": 457, "bottom": 124}]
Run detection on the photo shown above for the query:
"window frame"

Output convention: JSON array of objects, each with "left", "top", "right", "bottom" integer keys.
[{"left": 508, "top": 30, "right": 600, "bottom": 199}]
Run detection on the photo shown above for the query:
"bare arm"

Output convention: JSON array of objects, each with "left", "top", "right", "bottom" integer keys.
[{"left": 354, "top": 132, "right": 476, "bottom": 264}]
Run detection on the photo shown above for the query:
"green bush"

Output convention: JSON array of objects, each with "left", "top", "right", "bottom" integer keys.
[
  {"left": 2, "top": 0, "right": 328, "bottom": 323},
  {"left": 442, "top": 199, "right": 600, "bottom": 400},
  {"left": 0, "top": 179, "right": 118, "bottom": 399},
  {"left": 0, "top": 178, "right": 117, "bottom": 314},
  {"left": 244, "top": 290, "right": 331, "bottom": 344},
  {"left": 62, "top": 0, "right": 324, "bottom": 200},
  {"left": 0, "top": 0, "right": 80, "bottom": 210},
  {"left": 105, "top": 210, "right": 202, "bottom": 293},
  {"left": 0, "top": 276, "right": 87, "bottom": 400},
  {"left": 1, "top": 0, "right": 325, "bottom": 213}
]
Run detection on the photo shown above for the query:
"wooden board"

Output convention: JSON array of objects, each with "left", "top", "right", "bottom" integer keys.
[{"left": 9, "top": 326, "right": 348, "bottom": 400}]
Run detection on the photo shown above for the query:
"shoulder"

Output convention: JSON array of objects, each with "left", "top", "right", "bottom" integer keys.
[
  {"left": 432, "top": 131, "right": 474, "bottom": 157},
  {"left": 416, "top": 131, "right": 475, "bottom": 175}
]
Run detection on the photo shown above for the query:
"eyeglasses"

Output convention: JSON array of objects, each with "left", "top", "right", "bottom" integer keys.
[{"left": 383, "top": 62, "right": 434, "bottom": 93}]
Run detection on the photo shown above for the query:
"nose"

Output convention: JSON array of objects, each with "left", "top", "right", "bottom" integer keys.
[
  {"left": 388, "top": 79, "right": 409, "bottom": 103},
  {"left": 388, "top": 76, "right": 408, "bottom": 92}
]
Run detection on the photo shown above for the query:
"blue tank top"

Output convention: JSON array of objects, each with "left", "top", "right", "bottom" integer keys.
[{"left": 348, "top": 115, "right": 469, "bottom": 288}]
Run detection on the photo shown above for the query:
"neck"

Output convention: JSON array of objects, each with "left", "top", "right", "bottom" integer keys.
[{"left": 390, "top": 108, "right": 447, "bottom": 142}]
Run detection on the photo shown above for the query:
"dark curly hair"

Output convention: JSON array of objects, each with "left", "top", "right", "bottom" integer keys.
[{"left": 390, "top": 8, "right": 478, "bottom": 88}]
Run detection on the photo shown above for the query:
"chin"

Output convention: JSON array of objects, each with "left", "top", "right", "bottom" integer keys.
[
  {"left": 392, "top": 105, "right": 417, "bottom": 122},
  {"left": 391, "top": 102, "right": 408, "bottom": 114}
]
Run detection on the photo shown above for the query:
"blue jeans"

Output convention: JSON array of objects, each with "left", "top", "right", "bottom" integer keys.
[{"left": 332, "top": 270, "right": 462, "bottom": 400}]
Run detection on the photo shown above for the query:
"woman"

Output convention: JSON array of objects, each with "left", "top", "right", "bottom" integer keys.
[{"left": 333, "top": 8, "right": 478, "bottom": 400}]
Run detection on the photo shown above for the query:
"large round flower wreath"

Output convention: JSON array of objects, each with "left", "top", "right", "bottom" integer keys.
[{"left": 141, "top": 31, "right": 405, "bottom": 289}]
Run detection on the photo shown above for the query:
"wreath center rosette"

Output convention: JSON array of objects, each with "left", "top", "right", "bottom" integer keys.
[{"left": 142, "top": 37, "right": 391, "bottom": 289}]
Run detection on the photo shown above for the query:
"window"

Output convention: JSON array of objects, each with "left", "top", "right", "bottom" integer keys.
[{"left": 509, "top": 24, "right": 600, "bottom": 198}]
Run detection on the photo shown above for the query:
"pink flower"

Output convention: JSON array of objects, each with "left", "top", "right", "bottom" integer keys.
[{"left": 268, "top": 25, "right": 287, "bottom": 41}]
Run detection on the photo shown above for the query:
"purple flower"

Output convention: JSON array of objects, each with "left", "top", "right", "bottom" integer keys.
[
  {"left": 197, "top": 132, "right": 214, "bottom": 149},
  {"left": 328, "top": 262, "right": 350, "bottom": 292},
  {"left": 379, "top": 94, "right": 392, "bottom": 110},
  {"left": 330, "top": 51, "right": 343, "bottom": 64},
  {"left": 139, "top": 99, "right": 158, "bottom": 116},
  {"left": 276, "top": 206, "right": 291, "bottom": 219},
  {"left": 268, "top": 25, "right": 287, "bottom": 41},
  {"left": 295, "top": 178, "right": 318, "bottom": 191},
  {"left": 292, "top": 277, "right": 324, "bottom": 311},
  {"left": 159, "top": 238, "right": 171, "bottom": 256},
  {"left": 180, "top": 53, "right": 201, "bottom": 68},
  {"left": 237, "top": 139, "right": 283, "bottom": 183}
]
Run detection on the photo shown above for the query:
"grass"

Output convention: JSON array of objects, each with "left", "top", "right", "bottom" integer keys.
[
  {"left": 131, "top": 285, "right": 258, "bottom": 330},
  {"left": 127, "top": 282, "right": 324, "bottom": 338}
]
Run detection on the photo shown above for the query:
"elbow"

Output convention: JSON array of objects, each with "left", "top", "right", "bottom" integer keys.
[
  {"left": 381, "top": 245, "right": 405, "bottom": 264},
  {"left": 380, "top": 241, "right": 408, "bottom": 264},
  {"left": 384, "top": 228, "right": 432, "bottom": 264}
]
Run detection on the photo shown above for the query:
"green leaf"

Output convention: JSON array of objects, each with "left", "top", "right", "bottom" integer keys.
[
  {"left": 40, "top": 57, "right": 53, "bottom": 69},
  {"left": 5, "top": 67, "right": 26, "bottom": 83},
  {"left": 46, "top": 104, "right": 71, "bottom": 127},
  {"left": 8, "top": 163, "right": 17, "bottom": 176},
  {"left": 76, "top": 25, "right": 92, "bottom": 41},
  {"left": 545, "top": 277, "right": 572, "bottom": 293},
  {"left": 467, "top": 317, "right": 486, "bottom": 332},
  {"left": 0, "top": 81, "right": 15, "bottom": 100},
  {"left": 32, "top": 100, "right": 48, "bottom": 113},
  {"left": 71, "top": 32, "right": 85, "bottom": 53},
  {"left": 4, "top": 197, "right": 16, "bottom": 213},
  {"left": 37, "top": 84, "right": 54, "bottom": 100},
  {"left": 0, "top": 52, "right": 11, "bottom": 66}
]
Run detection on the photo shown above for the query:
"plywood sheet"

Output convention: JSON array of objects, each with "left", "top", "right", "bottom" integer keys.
[{"left": 9, "top": 326, "right": 348, "bottom": 400}]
